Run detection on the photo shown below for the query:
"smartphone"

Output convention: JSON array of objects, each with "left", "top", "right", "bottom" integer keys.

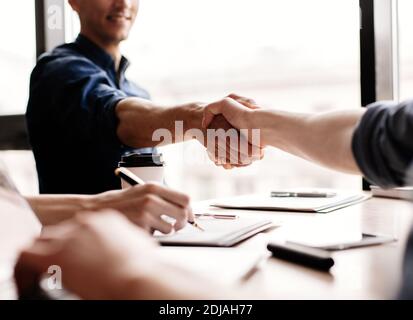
[{"left": 288, "top": 233, "right": 396, "bottom": 251}]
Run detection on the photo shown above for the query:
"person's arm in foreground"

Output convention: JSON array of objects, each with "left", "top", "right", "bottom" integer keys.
[
  {"left": 24, "top": 183, "right": 193, "bottom": 233},
  {"left": 15, "top": 211, "right": 236, "bottom": 300},
  {"left": 204, "top": 97, "right": 413, "bottom": 187}
]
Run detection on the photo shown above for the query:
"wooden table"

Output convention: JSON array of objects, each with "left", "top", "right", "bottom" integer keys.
[
  {"left": 1, "top": 193, "right": 412, "bottom": 299},
  {"left": 193, "top": 195, "right": 413, "bottom": 299}
]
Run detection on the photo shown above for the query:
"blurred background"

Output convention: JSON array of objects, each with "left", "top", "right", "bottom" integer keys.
[{"left": 1, "top": 0, "right": 412, "bottom": 199}]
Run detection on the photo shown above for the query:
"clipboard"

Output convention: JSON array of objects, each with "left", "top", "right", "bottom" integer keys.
[{"left": 209, "top": 192, "right": 370, "bottom": 213}]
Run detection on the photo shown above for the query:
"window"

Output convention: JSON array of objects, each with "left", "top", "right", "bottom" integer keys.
[
  {"left": 0, "top": 2, "right": 36, "bottom": 116},
  {"left": 65, "top": 0, "right": 362, "bottom": 200},
  {"left": 0, "top": 2, "right": 37, "bottom": 194},
  {"left": 398, "top": 0, "right": 413, "bottom": 101}
]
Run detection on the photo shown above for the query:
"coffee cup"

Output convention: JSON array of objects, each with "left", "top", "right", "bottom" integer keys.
[{"left": 118, "top": 152, "right": 165, "bottom": 189}]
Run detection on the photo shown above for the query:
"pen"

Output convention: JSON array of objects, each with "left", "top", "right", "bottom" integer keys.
[
  {"left": 115, "top": 167, "right": 146, "bottom": 186},
  {"left": 195, "top": 213, "right": 238, "bottom": 220},
  {"left": 271, "top": 191, "right": 336, "bottom": 198},
  {"left": 267, "top": 242, "right": 335, "bottom": 272},
  {"left": 115, "top": 168, "right": 204, "bottom": 232}
]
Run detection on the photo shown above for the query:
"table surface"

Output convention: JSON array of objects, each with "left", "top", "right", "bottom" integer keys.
[
  {"left": 193, "top": 194, "right": 413, "bottom": 299},
  {"left": 1, "top": 193, "right": 412, "bottom": 300}
]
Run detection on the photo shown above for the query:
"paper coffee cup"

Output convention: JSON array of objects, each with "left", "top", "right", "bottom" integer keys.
[{"left": 118, "top": 153, "right": 165, "bottom": 189}]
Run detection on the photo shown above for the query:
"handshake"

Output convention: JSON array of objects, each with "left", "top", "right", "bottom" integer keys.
[{"left": 199, "top": 94, "right": 265, "bottom": 169}]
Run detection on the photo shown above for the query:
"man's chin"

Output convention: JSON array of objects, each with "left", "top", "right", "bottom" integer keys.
[
  {"left": 115, "top": 33, "right": 129, "bottom": 42},
  {"left": 102, "top": 24, "right": 131, "bottom": 41},
  {"left": 104, "top": 31, "right": 130, "bottom": 44}
]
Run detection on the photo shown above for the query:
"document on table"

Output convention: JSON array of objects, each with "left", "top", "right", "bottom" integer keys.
[
  {"left": 209, "top": 192, "right": 370, "bottom": 213},
  {"left": 154, "top": 216, "right": 275, "bottom": 247},
  {"left": 156, "top": 247, "right": 271, "bottom": 284}
]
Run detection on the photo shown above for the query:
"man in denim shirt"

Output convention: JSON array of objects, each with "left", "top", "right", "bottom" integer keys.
[{"left": 27, "top": 0, "right": 259, "bottom": 195}]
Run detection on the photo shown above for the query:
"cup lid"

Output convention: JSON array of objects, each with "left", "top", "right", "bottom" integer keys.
[{"left": 119, "top": 153, "right": 164, "bottom": 168}]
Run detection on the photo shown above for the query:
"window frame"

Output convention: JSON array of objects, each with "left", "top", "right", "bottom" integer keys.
[
  {"left": 359, "top": 0, "right": 399, "bottom": 189},
  {"left": 0, "top": 0, "right": 67, "bottom": 150}
]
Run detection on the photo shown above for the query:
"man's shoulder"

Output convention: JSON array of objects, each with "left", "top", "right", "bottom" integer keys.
[{"left": 35, "top": 43, "right": 101, "bottom": 76}]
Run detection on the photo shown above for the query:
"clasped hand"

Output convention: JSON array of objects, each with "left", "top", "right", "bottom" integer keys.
[{"left": 202, "top": 94, "right": 264, "bottom": 169}]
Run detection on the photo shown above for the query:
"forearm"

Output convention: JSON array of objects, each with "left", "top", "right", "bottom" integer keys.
[
  {"left": 116, "top": 97, "right": 204, "bottom": 148},
  {"left": 25, "top": 195, "right": 97, "bottom": 226},
  {"left": 118, "top": 263, "right": 239, "bottom": 300},
  {"left": 252, "top": 109, "right": 366, "bottom": 174}
]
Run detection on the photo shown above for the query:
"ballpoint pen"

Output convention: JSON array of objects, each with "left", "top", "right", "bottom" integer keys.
[
  {"left": 195, "top": 213, "right": 238, "bottom": 220},
  {"left": 115, "top": 167, "right": 205, "bottom": 231},
  {"left": 271, "top": 191, "right": 337, "bottom": 198}
]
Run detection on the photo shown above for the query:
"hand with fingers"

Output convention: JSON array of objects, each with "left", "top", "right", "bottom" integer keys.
[
  {"left": 14, "top": 211, "right": 162, "bottom": 299},
  {"left": 202, "top": 94, "right": 265, "bottom": 169},
  {"left": 91, "top": 183, "right": 193, "bottom": 234}
]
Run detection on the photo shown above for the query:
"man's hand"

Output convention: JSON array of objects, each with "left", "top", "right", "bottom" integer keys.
[
  {"left": 15, "top": 211, "right": 161, "bottom": 300},
  {"left": 116, "top": 94, "right": 263, "bottom": 169},
  {"left": 25, "top": 184, "right": 193, "bottom": 232},
  {"left": 202, "top": 94, "right": 264, "bottom": 169},
  {"left": 91, "top": 183, "right": 193, "bottom": 234},
  {"left": 14, "top": 211, "right": 230, "bottom": 300},
  {"left": 203, "top": 94, "right": 258, "bottom": 132}
]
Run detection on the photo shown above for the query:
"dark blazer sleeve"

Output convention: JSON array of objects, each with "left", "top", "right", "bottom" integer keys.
[
  {"left": 352, "top": 100, "right": 413, "bottom": 188},
  {"left": 352, "top": 101, "right": 413, "bottom": 299}
]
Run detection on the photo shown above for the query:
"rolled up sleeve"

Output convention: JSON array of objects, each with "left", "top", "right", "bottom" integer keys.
[
  {"left": 29, "top": 56, "right": 127, "bottom": 146},
  {"left": 79, "top": 75, "right": 128, "bottom": 142}
]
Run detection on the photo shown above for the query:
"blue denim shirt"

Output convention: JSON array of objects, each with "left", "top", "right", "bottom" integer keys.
[{"left": 26, "top": 34, "right": 150, "bottom": 194}]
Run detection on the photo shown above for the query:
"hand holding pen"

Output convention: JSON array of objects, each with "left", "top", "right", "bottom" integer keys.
[{"left": 115, "top": 168, "right": 205, "bottom": 232}]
